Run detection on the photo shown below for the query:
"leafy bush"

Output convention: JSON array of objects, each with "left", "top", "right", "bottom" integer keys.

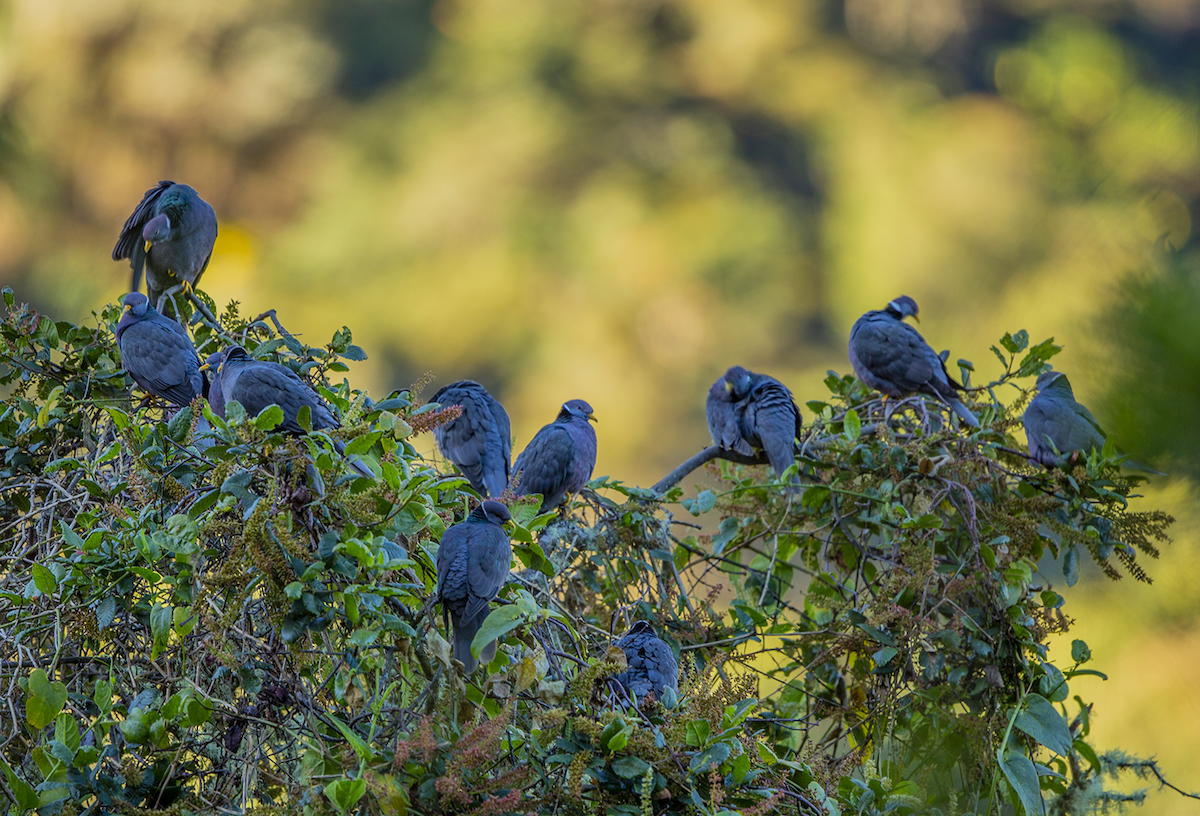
[{"left": 0, "top": 288, "right": 1186, "bottom": 815}]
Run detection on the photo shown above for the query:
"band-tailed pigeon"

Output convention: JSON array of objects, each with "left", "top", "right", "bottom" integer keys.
[
  {"left": 849, "top": 296, "right": 980, "bottom": 428},
  {"left": 1024, "top": 371, "right": 1162, "bottom": 473},
  {"left": 215, "top": 346, "right": 373, "bottom": 478},
  {"left": 613, "top": 621, "right": 678, "bottom": 703},
  {"left": 512, "top": 400, "right": 597, "bottom": 512},
  {"left": 431, "top": 380, "right": 512, "bottom": 497},
  {"left": 113, "top": 181, "right": 217, "bottom": 311},
  {"left": 436, "top": 500, "right": 513, "bottom": 673},
  {"left": 706, "top": 366, "right": 803, "bottom": 479},
  {"left": 115, "top": 292, "right": 203, "bottom": 407}
]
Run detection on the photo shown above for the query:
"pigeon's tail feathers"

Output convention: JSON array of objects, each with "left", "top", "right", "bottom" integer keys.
[
  {"left": 130, "top": 244, "right": 146, "bottom": 293},
  {"left": 949, "top": 399, "right": 980, "bottom": 429},
  {"left": 764, "top": 437, "right": 799, "bottom": 482},
  {"left": 482, "top": 467, "right": 508, "bottom": 500},
  {"left": 451, "top": 617, "right": 479, "bottom": 674}
]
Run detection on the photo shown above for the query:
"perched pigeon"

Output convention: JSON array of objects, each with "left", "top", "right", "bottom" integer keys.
[
  {"left": 436, "top": 500, "right": 513, "bottom": 673},
  {"left": 114, "top": 292, "right": 203, "bottom": 407},
  {"left": 431, "top": 380, "right": 512, "bottom": 498},
  {"left": 1024, "top": 371, "right": 1162, "bottom": 473},
  {"left": 613, "top": 621, "right": 678, "bottom": 703},
  {"left": 201, "top": 351, "right": 225, "bottom": 417},
  {"left": 706, "top": 366, "right": 803, "bottom": 479},
  {"left": 849, "top": 295, "right": 979, "bottom": 428},
  {"left": 113, "top": 181, "right": 218, "bottom": 312},
  {"left": 215, "top": 346, "right": 373, "bottom": 478},
  {"left": 512, "top": 400, "right": 597, "bottom": 512}
]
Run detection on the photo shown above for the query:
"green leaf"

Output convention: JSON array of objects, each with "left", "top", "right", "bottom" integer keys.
[
  {"left": 324, "top": 777, "right": 368, "bottom": 816},
  {"left": 872, "top": 646, "right": 898, "bottom": 668},
  {"left": 253, "top": 404, "right": 285, "bottom": 431},
  {"left": 31, "top": 564, "right": 58, "bottom": 595},
  {"left": 998, "top": 749, "right": 1044, "bottom": 815},
  {"left": 844, "top": 409, "right": 861, "bottom": 441},
  {"left": 1039, "top": 663, "right": 1069, "bottom": 702},
  {"left": 1014, "top": 694, "right": 1073, "bottom": 757},
  {"left": 470, "top": 602, "right": 532, "bottom": 658},
  {"left": 1062, "top": 546, "right": 1079, "bottom": 588},
  {"left": 689, "top": 741, "right": 732, "bottom": 772},
  {"left": 0, "top": 758, "right": 39, "bottom": 812},
  {"left": 55, "top": 712, "right": 81, "bottom": 754},
  {"left": 150, "top": 602, "right": 172, "bottom": 659},
  {"left": 611, "top": 756, "right": 651, "bottom": 779},
  {"left": 685, "top": 720, "right": 710, "bottom": 747},
  {"left": 26, "top": 669, "right": 68, "bottom": 729},
  {"left": 599, "top": 716, "right": 629, "bottom": 753},
  {"left": 1071, "top": 639, "right": 1091, "bottom": 664}
]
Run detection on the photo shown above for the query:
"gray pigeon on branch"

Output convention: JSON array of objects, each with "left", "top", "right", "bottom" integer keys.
[
  {"left": 513, "top": 399, "right": 597, "bottom": 512},
  {"left": 613, "top": 621, "right": 678, "bottom": 703},
  {"left": 436, "top": 500, "right": 513, "bottom": 673},
  {"left": 431, "top": 380, "right": 512, "bottom": 497},
  {"left": 849, "top": 295, "right": 979, "bottom": 428},
  {"left": 1023, "top": 371, "right": 1162, "bottom": 474},
  {"left": 215, "top": 346, "right": 373, "bottom": 478},
  {"left": 706, "top": 366, "right": 803, "bottom": 479},
  {"left": 115, "top": 292, "right": 203, "bottom": 407},
  {"left": 113, "top": 181, "right": 217, "bottom": 312}
]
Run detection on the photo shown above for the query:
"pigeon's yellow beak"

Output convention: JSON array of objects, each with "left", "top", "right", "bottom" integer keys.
[
  {"left": 724, "top": 381, "right": 733, "bottom": 394},
  {"left": 122, "top": 304, "right": 131, "bottom": 313},
  {"left": 144, "top": 240, "right": 152, "bottom": 253},
  {"left": 198, "top": 363, "right": 210, "bottom": 372},
  {"left": 587, "top": 412, "right": 598, "bottom": 422},
  {"left": 910, "top": 314, "right": 920, "bottom": 324}
]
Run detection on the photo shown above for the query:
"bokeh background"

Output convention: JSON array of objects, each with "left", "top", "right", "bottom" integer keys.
[{"left": 2, "top": 0, "right": 1198, "bottom": 808}]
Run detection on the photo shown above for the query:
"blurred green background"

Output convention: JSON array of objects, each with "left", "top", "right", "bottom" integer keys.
[{"left": 1, "top": 0, "right": 1198, "bottom": 807}]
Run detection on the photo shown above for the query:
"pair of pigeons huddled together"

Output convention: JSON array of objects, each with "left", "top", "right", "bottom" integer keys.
[{"left": 432, "top": 496, "right": 678, "bottom": 702}]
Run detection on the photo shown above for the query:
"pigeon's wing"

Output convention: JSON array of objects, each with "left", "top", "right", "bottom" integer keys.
[
  {"left": 113, "top": 181, "right": 172, "bottom": 262},
  {"left": 435, "top": 526, "right": 466, "bottom": 604},
  {"left": 463, "top": 526, "right": 511, "bottom": 621},
  {"left": 746, "top": 379, "right": 801, "bottom": 478},
  {"left": 120, "top": 319, "right": 203, "bottom": 406},
  {"left": 565, "top": 419, "right": 598, "bottom": 494},
  {"left": 171, "top": 195, "right": 218, "bottom": 286},
  {"left": 227, "top": 363, "right": 337, "bottom": 433},
  {"left": 432, "top": 384, "right": 492, "bottom": 494},
  {"left": 484, "top": 395, "right": 513, "bottom": 497},
  {"left": 513, "top": 425, "right": 574, "bottom": 510},
  {"left": 850, "top": 317, "right": 936, "bottom": 396}
]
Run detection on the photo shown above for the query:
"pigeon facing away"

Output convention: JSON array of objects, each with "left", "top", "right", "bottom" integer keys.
[
  {"left": 436, "top": 500, "right": 513, "bottom": 673},
  {"left": 613, "top": 621, "right": 678, "bottom": 703},
  {"left": 431, "top": 380, "right": 512, "bottom": 497},
  {"left": 113, "top": 181, "right": 218, "bottom": 312},
  {"left": 1024, "top": 371, "right": 1162, "bottom": 473},
  {"left": 513, "top": 400, "right": 597, "bottom": 512},
  {"left": 706, "top": 366, "right": 803, "bottom": 479},
  {"left": 114, "top": 292, "right": 203, "bottom": 407},
  {"left": 849, "top": 295, "right": 980, "bottom": 428},
  {"left": 215, "top": 346, "right": 373, "bottom": 478}
]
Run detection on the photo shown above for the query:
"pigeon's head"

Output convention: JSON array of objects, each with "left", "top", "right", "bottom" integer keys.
[
  {"left": 480, "top": 500, "right": 512, "bottom": 525},
  {"left": 198, "top": 351, "right": 224, "bottom": 375},
  {"left": 885, "top": 295, "right": 920, "bottom": 323},
  {"left": 141, "top": 213, "right": 172, "bottom": 245},
  {"left": 560, "top": 399, "right": 597, "bottom": 423},
  {"left": 1035, "top": 370, "right": 1071, "bottom": 394},
  {"left": 623, "top": 620, "right": 656, "bottom": 638},
  {"left": 120, "top": 292, "right": 150, "bottom": 318},
  {"left": 217, "top": 346, "right": 251, "bottom": 374},
  {"left": 722, "top": 366, "right": 754, "bottom": 398}
]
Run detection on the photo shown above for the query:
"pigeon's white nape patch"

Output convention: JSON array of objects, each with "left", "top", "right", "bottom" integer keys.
[{"left": 887, "top": 300, "right": 903, "bottom": 312}]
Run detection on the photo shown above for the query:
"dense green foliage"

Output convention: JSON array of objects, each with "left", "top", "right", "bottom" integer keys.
[{"left": 0, "top": 289, "right": 1185, "bottom": 815}]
